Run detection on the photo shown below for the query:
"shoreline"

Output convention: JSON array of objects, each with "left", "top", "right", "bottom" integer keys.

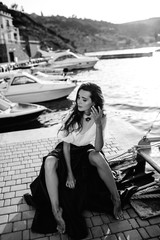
[{"left": 0, "top": 114, "right": 143, "bottom": 151}]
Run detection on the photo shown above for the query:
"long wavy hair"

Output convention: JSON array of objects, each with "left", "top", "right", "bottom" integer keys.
[{"left": 60, "top": 82, "right": 104, "bottom": 135}]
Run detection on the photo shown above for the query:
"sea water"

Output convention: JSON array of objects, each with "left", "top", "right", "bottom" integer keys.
[
  {"left": 2, "top": 52, "right": 160, "bottom": 142},
  {"left": 40, "top": 53, "right": 160, "bottom": 140}
]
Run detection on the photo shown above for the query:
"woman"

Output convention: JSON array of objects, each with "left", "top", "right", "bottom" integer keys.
[{"left": 25, "top": 82, "right": 122, "bottom": 239}]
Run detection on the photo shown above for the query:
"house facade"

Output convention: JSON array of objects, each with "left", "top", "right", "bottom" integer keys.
[{"left": 0, "top": 10, "right": 40, "bottom": 64}]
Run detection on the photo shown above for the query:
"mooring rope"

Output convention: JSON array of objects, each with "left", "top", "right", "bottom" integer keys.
[
  {"left": 108, "top": 110, "right": 160, "bottom": 162},
  {"left": 143, "top": 110, "right": 160, "bottom": 139},
  {"left": 131, "top": 194, "right": 160, "bottom": 199}
]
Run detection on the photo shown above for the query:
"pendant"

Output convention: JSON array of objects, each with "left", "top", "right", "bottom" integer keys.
[{"left": 86, "top": 117, "right": 91, "bottom": 122}]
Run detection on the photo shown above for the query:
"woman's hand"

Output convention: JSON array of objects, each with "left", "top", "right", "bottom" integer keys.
[
  {"left": 91, "top": 106, "right": 103, "bottom": 125},
  {"left": 66, "top": 172, "right": 76, "bottom": 189}
]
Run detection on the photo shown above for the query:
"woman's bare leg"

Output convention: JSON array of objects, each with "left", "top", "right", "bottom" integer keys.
[
  {"left": 44, "top": 156, "right": 65, "bottom": 233},
  {"left": 89, "top": 151, "right": 123, "bottom": 219}
]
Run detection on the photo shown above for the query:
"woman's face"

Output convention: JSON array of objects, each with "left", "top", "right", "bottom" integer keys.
[{"left": 77, "top": 89, "right": 93, "bottom": 113}]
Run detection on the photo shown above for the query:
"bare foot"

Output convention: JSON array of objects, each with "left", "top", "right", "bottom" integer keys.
[
  {"left": 53, "top": 207, "right": 65, "bottom": 234},
  {"left": 112, "top": 197, "right": 123, "bottom": 220}
]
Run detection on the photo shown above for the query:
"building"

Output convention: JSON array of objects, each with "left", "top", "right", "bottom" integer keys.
[{"left": 0, "top": 10, "right": 40, "bottom": 64}]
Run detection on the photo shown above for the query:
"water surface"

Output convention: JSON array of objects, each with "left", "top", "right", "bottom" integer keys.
[
  {"left": 2, "top": 53, "right": 160, "bottom": 141},
  {"left": 40, "top": 54, "right": 160, "bottom": 139}
]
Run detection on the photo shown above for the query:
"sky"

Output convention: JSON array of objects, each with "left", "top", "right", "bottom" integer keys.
[{"left": 3, "top": 0, "right": 160, "bottom": 24}]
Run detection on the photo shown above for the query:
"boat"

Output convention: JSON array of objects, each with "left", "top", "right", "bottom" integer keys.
[
  {"left": 12, "top": 58, "right": 47, "bottom": 70},
  {"left": 0, "top": 71, "right": 77, "bottom": 103},
  {"left": 32, "top": 70, "right": 73, "bottom": 82},
  {"left": 0, "top": 94, "right": 47, "bottom": 128},
  {"left": 34, "top": 49, "right": 99, "bottom": 72}
]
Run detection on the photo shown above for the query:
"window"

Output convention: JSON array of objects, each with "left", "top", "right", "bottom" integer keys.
[
  {"left": 6, "top": 20, "right": 10, "bottom": 28},
  {"left": 55, "top": 54, "right": 76, "bottom": 62},
  {"left": 11, "top": 76, "right": 36, "bottom": 85},
  {"left": 14, "top": 33, "right": 17, "bottom": 41},
  {"left": 8, "top": 33, "right": 11, "bottom": 40}
]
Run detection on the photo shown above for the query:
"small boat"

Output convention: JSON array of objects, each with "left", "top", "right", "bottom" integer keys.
[
  {"left": 0, "top": 94, "right": 47, "bottom": 128},
  {"left": 35, "top": 49, "right": 99, "bottom": 72},
  {"left": 0, "top": 71, "right": 77, "bottom": 103}
]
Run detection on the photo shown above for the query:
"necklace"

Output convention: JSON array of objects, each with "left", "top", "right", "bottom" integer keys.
[
  {"left": 84, "top": 114, "right": 91, "bottom": 122},
  {"left": 86, "top": 117, "right": 91, "bottom": 122}
]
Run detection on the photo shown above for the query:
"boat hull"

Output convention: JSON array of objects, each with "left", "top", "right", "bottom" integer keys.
[
  {"left": 0, "top": 103, "right": 46, "bottom": 128},
  {"left": 52, "top": 60, "right": 98, "bottom": 71},
  {"left": 0, "top": 111, "right": 43, "bottom": 127},
  {"left": 4, "top": 86, "right": 76, "bottom": 103},
  {"left": 34, "top": 60, "right": 98, "bottom": 73},
  {"left": 0, "top": 71, "right": 77, "bottom": 103},
  {"left": 35, "top": 49, "right": 99, "bottom": 72}
]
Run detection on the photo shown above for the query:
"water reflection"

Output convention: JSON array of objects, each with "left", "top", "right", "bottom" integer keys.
[
  {"left": 0, "top": 119, "right": 42, "bottom": 133},
  {"left": 38, "top": 98, "right": 74, "bottom": 127},
  {"left": 39, "top": 98, "right": 74, "bottom": 112},
  {"left": 0, "top": 98, "right": 74, "bottom": 133}
]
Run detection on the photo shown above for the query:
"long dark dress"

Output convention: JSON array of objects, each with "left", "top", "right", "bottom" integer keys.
[{"left": 30, "top": 142, "right": 113, "bottom": 239}]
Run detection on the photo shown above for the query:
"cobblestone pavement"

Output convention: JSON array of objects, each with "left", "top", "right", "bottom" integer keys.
[{"left": 1, "top": 134, "right": 160, "bottom": 240}]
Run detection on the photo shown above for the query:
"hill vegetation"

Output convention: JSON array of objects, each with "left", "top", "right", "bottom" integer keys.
[{"left": 1, "top": 2, "right": 160, "bottom": 53}]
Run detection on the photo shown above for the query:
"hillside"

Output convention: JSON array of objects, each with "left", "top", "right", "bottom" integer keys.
[{"left": 1, "top": 2, "right": 160, "bottom": 53}]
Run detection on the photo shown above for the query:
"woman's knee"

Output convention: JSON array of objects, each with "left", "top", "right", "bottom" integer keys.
[
  {"left": 89, "top": 151, "right": 104, "bottom": 167},
  {"left": 44, "top": 156, "right": 58, "bottom": 172}
]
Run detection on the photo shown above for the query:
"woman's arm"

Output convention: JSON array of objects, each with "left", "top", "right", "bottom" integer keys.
[
  {"left": 95, "top": 121, "right": 104, "bottom": 151},
  {"left": 63, "top": 142, "right": 72, "bottom": 174},
  {"left": 91, "top": 106, "right": 107, "bottom": 151},
  {"left": 63, "top": 142, "right": 76, "bottom": 188}
]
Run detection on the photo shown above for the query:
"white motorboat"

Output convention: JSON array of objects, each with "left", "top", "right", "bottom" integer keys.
[
  {"left": 0, "top": 94, "right": 47, "bottom": 128},
  {"left": 0, "top": 71, "right": 77, "bottom": 103},
  {"left": 35, "top": 49, "right": 99, "bottom": 72}
]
